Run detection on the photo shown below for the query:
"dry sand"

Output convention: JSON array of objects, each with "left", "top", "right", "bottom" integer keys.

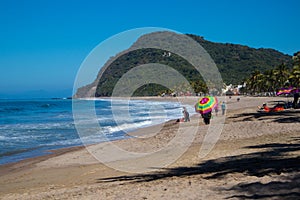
[{"left": 0, "top": 96, "right": 299, "bottom": 199}]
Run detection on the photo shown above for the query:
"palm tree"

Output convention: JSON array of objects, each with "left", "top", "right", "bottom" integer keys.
[
  {"left": 273, "top": 63, "right": 290, "bottom": 88},
  {"left": 191, "top": 80, "right": 208, "bottom": 94},
  {"left": 263, "top": 69, "right": 277, "bottom": 94},
  {"left": 289, "top": 52, "right": 300, "bottom": 87},
  {"left": 292, "top": 51, "right": 300, "bottom": 66},
  {"left": 246, "top": 70, "right": 264, "bottom": 94},
  {"left": 289, "top": 65, "right": 300, "bottom": 87},
  {"left": 244, "top": 51, "right": 300, "bottom": 96}
]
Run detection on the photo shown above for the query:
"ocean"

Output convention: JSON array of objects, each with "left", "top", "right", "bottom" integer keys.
[{"left": 0, "top": 98, "right": 194, "bottom": 165}]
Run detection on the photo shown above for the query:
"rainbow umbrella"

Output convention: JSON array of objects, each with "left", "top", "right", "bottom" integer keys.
[
  {"left": 276, "top": 87, "right": 299, "bottom": 96},
  {"left": 195, "top": 96, "right": 218, "bottom": 114}
]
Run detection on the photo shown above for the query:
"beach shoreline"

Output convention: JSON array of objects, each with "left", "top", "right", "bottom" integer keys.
[
  {"left": 0, "top": 96, "right": 198, "bottom": 167},
  {"left": 0, "top": 95, "right": 261, "bottom": 167},
  {"left": 1, "top": 96, "right": 299, "bottom": 199},
  {"left": 0, "top": 97, "right": 196, "bottom": 166}
]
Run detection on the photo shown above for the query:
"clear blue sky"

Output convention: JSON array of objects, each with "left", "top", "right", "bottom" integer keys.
[{"left": 0, "top": 0, "right": 299, "bottom": 97}]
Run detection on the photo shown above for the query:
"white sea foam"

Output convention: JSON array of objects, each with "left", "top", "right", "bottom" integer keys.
[
  {"left": 0, "top": 135, "right": 8, "bottom": 141},
  {"left": 46, "top": 138, "right": 83, "bottom": 146},
  {"left": 0, "top": 121, "right": 74, "bottom": 130},
  {"left": 106, "top": 120, "right": 153, "bottom": 133}
]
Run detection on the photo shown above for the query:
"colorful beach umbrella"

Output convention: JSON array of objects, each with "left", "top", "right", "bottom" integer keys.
[
  {"left": 195, "top": 96, "right": 218, "bottom": 114},
  {"left": 276, "top": 87, "right": 299, "bottom": 96},
  {"left": 294, "top": 88, "right": 300, "bottom": 93}
]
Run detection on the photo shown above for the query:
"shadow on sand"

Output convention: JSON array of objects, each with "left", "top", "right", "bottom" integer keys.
[
  {"left": 228, "top": 109, "right": 300, "bottom": 123},
  {"left": 97, "top": 137, "right": 300, "bottom": 199}
]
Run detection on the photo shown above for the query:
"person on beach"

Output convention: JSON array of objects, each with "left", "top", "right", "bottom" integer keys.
[
  {"left": 182, "top": 107, "right": 190, "bottom": 122},
  {"left": 201, "top": 111, "right": 212, "bottom": 125},
  {"left": 258, "top": 103, "right": 284, "bottom": 112},
  {"left": 214, "top": 104, "right": 219, "bottom": 116},
  {"left": 221, "top": 101, "right": 226, "bottom": 115},
  {"left": 293, "top": 92, "right": 299, "bottom": 108},
  {"left": 258, "top": 103, "right": 267, "bottom": 111}
]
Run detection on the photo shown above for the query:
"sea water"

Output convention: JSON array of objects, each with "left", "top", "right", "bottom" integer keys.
[{"left": 0, "top": 98, "right": 194, "bottom": 165}]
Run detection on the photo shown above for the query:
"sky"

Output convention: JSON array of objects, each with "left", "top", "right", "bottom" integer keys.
[{"left": 0, "top": 0, "right": 299, "bottom": 97}]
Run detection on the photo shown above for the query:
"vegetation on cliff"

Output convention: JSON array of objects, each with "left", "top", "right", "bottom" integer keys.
[{"left": 75, "top": 33, "right": 293, "bottom": 97}]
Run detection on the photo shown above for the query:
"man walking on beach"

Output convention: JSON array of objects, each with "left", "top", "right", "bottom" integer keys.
[
  {"left": 201, "top": 111, "right": 212, "bottom": 125},
  {"left": 221, "top": 102, "right": 226, "bottom": 115},
  {"left": 183, "top": 107, "right": 190, "bottom": 122}
]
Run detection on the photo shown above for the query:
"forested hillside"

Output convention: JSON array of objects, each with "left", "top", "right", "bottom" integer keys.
[{"left": 75, "top": 32, "right": 292, "bottom": 97}]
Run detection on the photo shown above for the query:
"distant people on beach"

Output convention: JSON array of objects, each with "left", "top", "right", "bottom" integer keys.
[
  {"left": 285, "top": 101, "right": 293, "bottom": 109},
  {"left": 201, "top": 111, "right": 212, "bottom": 125},
  {"left": 293, "top": 92, "right": 299, "bottom": 109},
  {"left": 182, "top": 107, "right": 190, "bottom": 122},
  {"left": 258, "top": 103, "right": 284, "bottom": 112},
  {"left": 221, "top": 102, "right": 226, "bottom": 115},
  {"left": 214, "top": 104, "right": 219, "bottom": 116},
  {"left": 258, "top": 103, "right": 268, "bottom": 111}
]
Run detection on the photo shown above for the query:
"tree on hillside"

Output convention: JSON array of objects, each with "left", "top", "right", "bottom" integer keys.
[
  {"left": 290, "top": 51, "right": 300, "bottom": 87},
  {"left": 246, "top": 70, "right": 264, "bottom": 94},
  {"left": 274, "top": 63, "right": 290, "bottom": 88},
  {"left": 263, "top": 69, "right": 276, "bottom": 93},
  {"left": 244, "top": 51, "right": 300, "bottom": 95}
]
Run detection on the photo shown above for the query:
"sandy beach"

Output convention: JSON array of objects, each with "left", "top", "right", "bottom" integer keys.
[{"left": 0, "top": 96, "right": 299, "bottom": 200}]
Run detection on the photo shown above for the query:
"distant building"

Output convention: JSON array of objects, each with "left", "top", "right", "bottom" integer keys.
[{"left": 222, "top": 84, "right": 245, "bottom": 95}]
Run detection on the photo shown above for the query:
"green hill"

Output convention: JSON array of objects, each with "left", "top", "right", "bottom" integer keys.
[
  {"left": 74, "top": 32, "right": 292, "bottom": 97},
  {"left": 187, "top": 34, "right": 292, "bottom": 84}
]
